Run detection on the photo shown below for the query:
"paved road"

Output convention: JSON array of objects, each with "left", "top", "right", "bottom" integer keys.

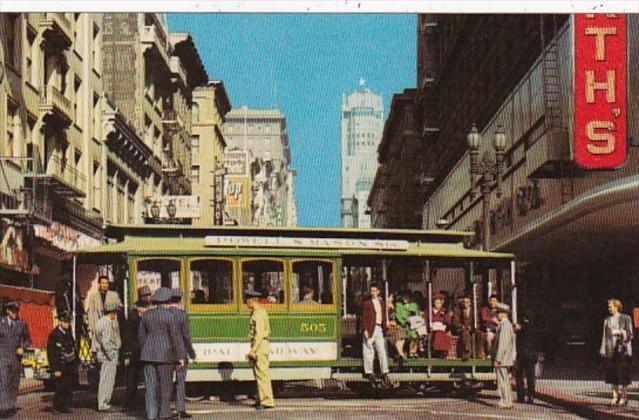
[{"left": 13, "top": 386, "right": 585, "bottom": 419}]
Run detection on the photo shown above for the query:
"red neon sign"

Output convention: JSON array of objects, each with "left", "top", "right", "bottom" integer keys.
[{"left": 574, "top": 14, "right": 627, "bottom": 169}]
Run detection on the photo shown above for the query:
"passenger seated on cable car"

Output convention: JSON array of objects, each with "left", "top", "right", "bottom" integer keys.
[
  {"left": 429, "top": 294, "right": 452, "bottom": 359},
  {"left": 258, "top": 285, "right": 279, "bottom": 304},
  {"left": 453, "top": 295, "right": 475, "bottom": 360},
  {"left": 396, "top": 290, "right": 420, "bottom": 358},
  {"left": 480, "top": 294, "right": 500, "bottom": 358},
  {"left": 299, "top": 287, "right": 319, "bottom": 304},
  {"left": 191, "top": 289, "right": 206, "bottom": 304}
]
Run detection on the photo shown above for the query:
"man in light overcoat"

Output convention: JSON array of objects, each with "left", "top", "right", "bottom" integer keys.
[
  {"left": 95, "top": 301, "right": 122, "bottom": 411},
  {"left": 0, "top": 301, "right": 31, "bottom": 418},
  {"left": 86, "top": 276, "right": 122, "bottom": 353},
  {"left": 493, "top": 303, "right": 516, "bottom": 409},
  {"left": 139, "top": 287, "right": 185, "bottom": 420}
]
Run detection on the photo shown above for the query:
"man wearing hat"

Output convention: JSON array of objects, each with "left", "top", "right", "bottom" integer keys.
[
  {"left": 246, "top": 290, "right": 274, "bottom": 410},
  {"left": 95, "top": 300, "right": 122, "bottom": 411},
  {"left": 169, "top": 289, "right": 196, "bottom": 418},
  {"left": 122, "top": 286, "right": 152, "bottom": 412},
  {"left": 0, "top": 301, "right": 31, "bottom": 418},
  {"left": 493, "top": 303, "right": 516, "bottom": 409},
  {"left": 87, "top": 276, "right": 122, "bottom": 353},
  {"left": 46, "top": 311, "right": 77, "bottom": 414},
  {"left": 139, "top": 287, "right": 185, "bottom": 420}
]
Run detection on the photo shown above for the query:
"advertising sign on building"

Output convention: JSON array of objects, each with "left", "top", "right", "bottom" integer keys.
[
  {"left": 225, "top": 177, "right": 250, "bottom": 208},
  {"left": 574, "top": 14, "right": 627, "bottom": 169},
  {"left": 146, "top": 196, "right": 201, "bottom": 219},
  {"left": 34, "top": 223, "right": 101, "bottom": 253},
  {"left": 225, "top": 149, "right": 250, "bottom": 176}
]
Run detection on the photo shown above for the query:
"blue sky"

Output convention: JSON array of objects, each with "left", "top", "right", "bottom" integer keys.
[{"left": 168, "top": 14, "right": 416, "bottom": 227}]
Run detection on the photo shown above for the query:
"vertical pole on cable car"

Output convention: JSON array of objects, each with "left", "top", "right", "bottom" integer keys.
[
  {"left": 72, "top": 255, "right": 77, "bottom": 340},
  {"left": 470, "top": 262, "right": 478, "bottom": 362},
  {"left": 510, "top": 260, "right": 517, "bottom": 324},
  {"left": 425, "top": 260, "right": 432, "bottom": 360},
  {"left": 124, "top": 273, "right": 128, "bottom": 320},
  {"left": 382, "top": 260, "right": 389, "bottom": 326},
  {"left": 342, "top": 266, "right": 347, "bottom": 318}
]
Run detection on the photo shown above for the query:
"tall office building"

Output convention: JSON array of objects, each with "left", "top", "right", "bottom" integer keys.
[
  {"left": 223, "top": 106, "right": 297, "bottom": 226},
  {"left": 340, "top": 81, "right": 384, "bottom": 228}
]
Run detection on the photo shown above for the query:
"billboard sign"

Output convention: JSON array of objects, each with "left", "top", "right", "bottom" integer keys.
[
  {"left": 574, "top": 14, "right": 627, "bottom": 169},
  {"left": 225, "top": 149, "right": 250, "bottom": 176},
  {"left": 147, "top": 195, "right": 200, "bottom": 219}
]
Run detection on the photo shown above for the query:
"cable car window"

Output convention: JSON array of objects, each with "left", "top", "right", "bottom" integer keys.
[
  {"left": 136, "top": 259, "right": 181, "bottom": 293},
  {"left": 190, "top": 259, "right": 233, "bottom": 305},
  {"left": 292, "top": 260, "right": 334, "bottom": 305},
  {"left": 242, "top": 259, "right": 285, "bottom": 305}
]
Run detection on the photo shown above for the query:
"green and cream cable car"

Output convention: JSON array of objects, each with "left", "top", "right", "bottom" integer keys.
[{"left": 73, "top": 225, "right": 516, "bottom": 392}]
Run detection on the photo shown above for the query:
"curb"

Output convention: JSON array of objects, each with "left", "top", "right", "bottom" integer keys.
[{"left": 535, "top": 386, "right": 637, "bottom": 420}]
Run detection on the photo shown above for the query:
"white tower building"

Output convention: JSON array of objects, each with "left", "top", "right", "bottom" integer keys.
[{"left": 340, "top": 81, "right": 384, "bottom": 228}]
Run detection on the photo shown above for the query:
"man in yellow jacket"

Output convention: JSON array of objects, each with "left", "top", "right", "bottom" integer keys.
[{"left": 246, "top": 291, "right": 274, "bottom": 411}]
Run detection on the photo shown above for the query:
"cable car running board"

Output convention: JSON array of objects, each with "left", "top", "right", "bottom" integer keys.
[{"left": 331, "top": 372, "right": 496, "bottom": 382}]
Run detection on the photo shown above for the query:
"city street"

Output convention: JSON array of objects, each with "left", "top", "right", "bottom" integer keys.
[{"left": 14, "top": 386, "right": 584, "bottom": 419}]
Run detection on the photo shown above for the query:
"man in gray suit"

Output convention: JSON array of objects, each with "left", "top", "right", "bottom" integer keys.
[
  {"left": 139, "top": 288, "right": 185, "bottom": 420},
  {"left": 0, "top": 301, "right": 31, "bottom": 418},
  {"left": 95, "top": 301, "right": 122, "bottom": 412},
  {"left": 169, "top": 289, "right": 196, "bottom": 419},
  {"left": 493, "top": 303, "right": 516, "bottom": 409}
]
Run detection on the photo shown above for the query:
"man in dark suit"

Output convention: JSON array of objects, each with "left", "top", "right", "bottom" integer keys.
[
  {"left": 0, "top": 301, "right": 31, "bottom": 418},
  {"left": 169, "top": 289, "right": 196, "bottom": 419},
  {"left": 122, "top": 286, "right": 152, "bottom": 412},
  {"left": 453, "top": 295, "right": 475, "bottom": 360},
  {"left": 360, "top": 284, "right": 391, "bottom": 387},
  {"left": 46, "top": 311, "right": 77, "bottom": 414},
  {"left": 139, "top": 288, "right": 184, "bottom": 420}
]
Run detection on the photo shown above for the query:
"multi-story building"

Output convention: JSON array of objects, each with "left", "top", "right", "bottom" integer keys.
[
  {"left": 368, "top": 89, "right": 421, "bottom": 229},
  {"left": 340, "top": 82, "right": 384, "bottom": 228},
  {"left": 1, "top": 13, "right": 106, "bottom": 290},
  {"left": 102, "top": 15, "right": 207, "bottom": 215},
  {"left": 191, "top": 81, "right": 231, "bottom": 227},
  {"left": 223, "top": 106, "right": 297, "bottom": 226},
  {"left": 374, "top": 14, "right": 638, "bottom": 351}
]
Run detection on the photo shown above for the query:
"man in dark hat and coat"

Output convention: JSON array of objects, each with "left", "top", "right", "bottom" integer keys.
[
  {"left": 46, "top": 311, "right": 77, "bottom": 414},
  {"left": 139, "top": 287, "right": 184, "bottom": 420},
  {"left": 169, "top": 289, "right": 196, "bottom": 418},
  {"left": 0, "top": 301, "right": 31, "bottom": 418},
  {"left": 122, "top": 286, "right": 152, "bottom": 412}
]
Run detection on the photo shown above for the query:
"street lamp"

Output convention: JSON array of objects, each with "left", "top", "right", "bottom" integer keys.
[
  {"left": 150, "top": 201, "right": 160, "bottom": 222},
  {"left": 467, "top": 124, "right": 506, "bottom": 251}
]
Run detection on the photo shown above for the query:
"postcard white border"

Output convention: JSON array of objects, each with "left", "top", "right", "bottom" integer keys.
[{"left": 4, "top": 1, "right": 639, "bottom": 13}]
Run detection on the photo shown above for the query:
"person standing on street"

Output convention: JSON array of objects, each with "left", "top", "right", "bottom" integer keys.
[
  {"left": 493, "top": 303, "right": 516, "bottom": 409},
  {"left": 46, "top": 311, "right": 77, "bottom": 414},
  {"left": 170, "top": 289, "right": 196, "bottom": 419},
  {"left": 86, "top": 276, "right": 122, "bottom": 354},
  {"left": 95, "top": 301, "right": 122, "bottom": 412},
  {"left": 122, "top": 286, "right": 152, "bottom": 412},
  {"left": 139, "top": 287, "right": 184, "bottom": 420},
  {"left": 360, "top": 284, "right": 392, "bottom": 387},
  {"left": 600, "top": 298, "right": 633, "bottom": 407},
  {"left": 246, "top": 291, "right": 274, "bottom": 411},
  {"left": 514, "top": 315, "right": 539, "bottom": 404},
  {"left": 0, "top": 301, "right": 31, "bottom": 419}
]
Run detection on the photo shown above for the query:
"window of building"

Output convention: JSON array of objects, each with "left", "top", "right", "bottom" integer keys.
[
  {"left": 92, "top": 92, "right": 100, "bottom": 139},
  {"left": 292, "top": 260, "right": 334, "bottom": 306},
  {"left": 191, "top": 103, "right": 199, "bottom": 123},
  {"left": 6, "top": 103, "right": 18, "bottom": 158},
  {"left": 74, "top": 77, "right": 82, "bottom": 126},
  {"left": 26, "top": 29, "right": 37, "bottom": 87},
  {"left": 191, "top": 165, "right": 200, "bottom": 183},
  {"left": 127, "top": 191, "right": 134, "bottom": 224},
  {"left": 93, "top": 162, "right": 101, "bottom": 210},
  {"left": 136, "top": 258, "right": 181, "bottom": 293},
  {"left": 242, "top": 259, "right": 285, "bottom": 306},
  {"left": 191, "top": 134, "right": 199, "bottom": 156},
  {"left": 73, "top": 13, "right": 82, "bottom": 52},
  {"left": 5, "top": 14, "right": 18, "bottom": 70},
  {"left": 190, "top": 259, "right": 234, "bottom": 306},
  {"left": 92, "top": 22, "right": 101, "bottom": 72}
]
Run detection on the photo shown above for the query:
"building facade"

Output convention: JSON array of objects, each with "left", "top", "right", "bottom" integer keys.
[
  {"left": 368, "top": 89, "right": 421, "bottom": 229},
  {"left": 191, "top": 81, "right": 231, "bottom": 227},
  {"left": 374, "top": 14, "right": 638, "bottom": 351},
  {"left": 340, "top": 82, "right": 384, "bottom": 228},
  {"left": 223, "top": 106, "right": 297, "bottom": 226}
]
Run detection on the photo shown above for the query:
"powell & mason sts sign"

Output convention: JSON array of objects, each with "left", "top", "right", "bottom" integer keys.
[{"left": 574, "top": 14, "right": 627, "bottom": 169}]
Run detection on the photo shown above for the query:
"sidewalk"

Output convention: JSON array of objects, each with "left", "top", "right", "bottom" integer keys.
[
  {"left": 533, "top": 349, "right": 638, "bottom": 420},
  {"left": 19, "top": 378, "right": 43, "bottom": 395}
]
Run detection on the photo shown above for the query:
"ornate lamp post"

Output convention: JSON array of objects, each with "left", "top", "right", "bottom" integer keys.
[
  {"left": 166, "top": 199, "right": 177, "bottom": 223},
  {"left": 467, "top": 124, "right": 507, "bottom": 251},
  {"left": 150, "top": 200, "right": 161, "bottom": 223}
]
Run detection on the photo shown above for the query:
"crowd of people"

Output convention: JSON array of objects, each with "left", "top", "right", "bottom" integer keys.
[{"left": 0, "top": 276, "right": 636, "bottom": 417}]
